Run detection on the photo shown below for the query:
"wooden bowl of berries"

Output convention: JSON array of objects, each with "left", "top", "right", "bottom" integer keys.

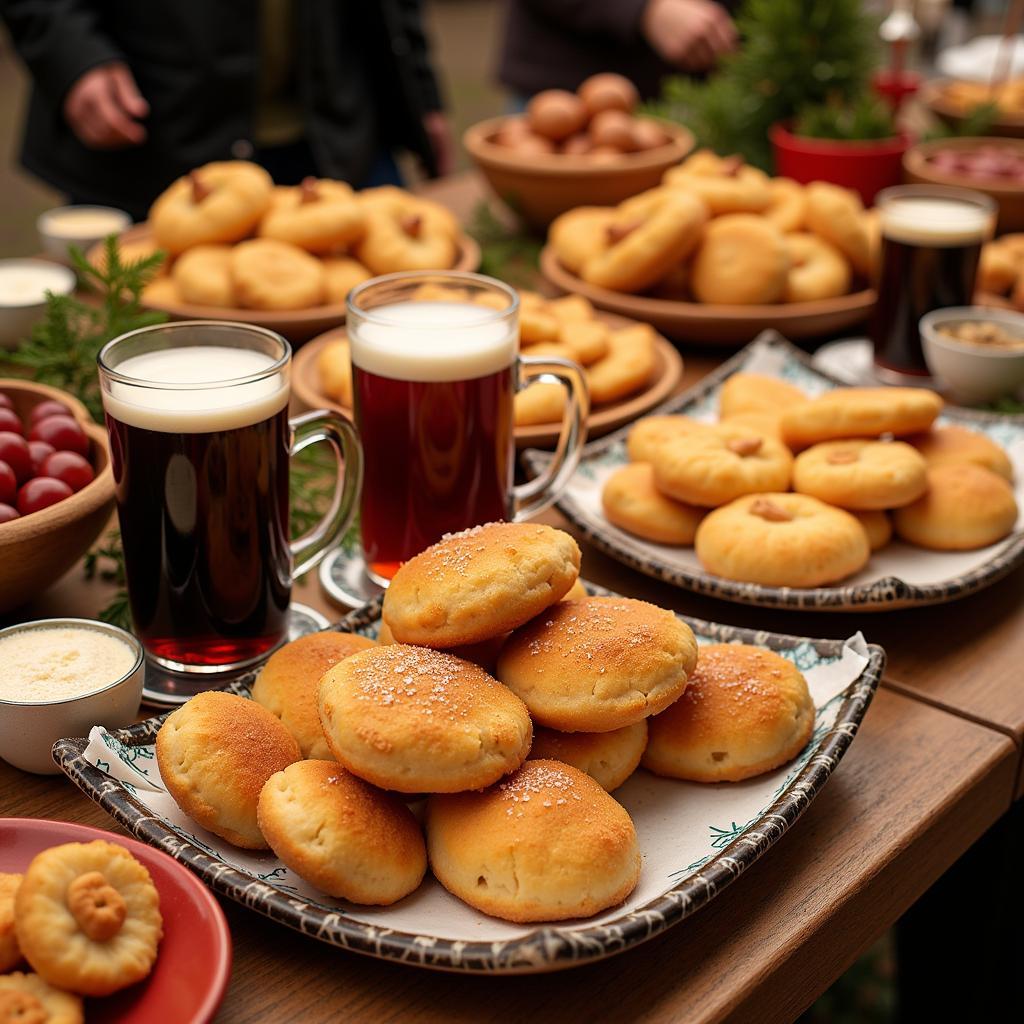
[
  {"left": 0, "top": 380, "right": 115, "bottom": 614},
  {"left": 464, "top": 73, "right": 693, "bottom": 230}
]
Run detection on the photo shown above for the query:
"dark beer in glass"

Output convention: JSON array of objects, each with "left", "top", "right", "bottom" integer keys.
[{"left": 871, "top": 185, "right": 995, "bottom": 383}]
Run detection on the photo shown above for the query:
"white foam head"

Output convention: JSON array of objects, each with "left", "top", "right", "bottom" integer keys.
[
  {"left": 880, "top": 196, "right": 993, "bottom": 247},
  {"left": 348, "top": 301, "right": 517, "bottom": 382},
  {"left": 101, "top": 346, "right": 289, "bottom": 432}
]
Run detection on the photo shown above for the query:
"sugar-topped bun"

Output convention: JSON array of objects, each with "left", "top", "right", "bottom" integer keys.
[
  {"left": 318, "top": 645, "right": 532, "bottom": 793},
  {"left": 426, "top": 760, "right": 641, "bottom": 922},
  {"left": 257, "top": 761, "right": 426, "bottom": 905},
  {"left": 0, "top": 973, "right": 82, "bottom": 1024},
  {"left": 644, "top": 644, "right": 815, "bottom": 782},
  {"left": 252, "top": 632, "right": 376, "bottom": 759},
  {"left": 376, "top": 619, "right": 507, "bottom": 673},
  {"left": 905, "top": 425, "right": 1013, "bottom": 482},
  {"left": 382, "top": 522, "right": 581, "bottom": 648},
  {"left": 892, "top": 464, "right": 1018, "bottom": 550},
  {"left": 529, "top": 722, "right": 647, "bottom": 791},
  {"left": 497, "top": 597, "right": 698, "bottom": 732},
  {"left": 156, "top": 691, "right": 301, "bottom": 849}
]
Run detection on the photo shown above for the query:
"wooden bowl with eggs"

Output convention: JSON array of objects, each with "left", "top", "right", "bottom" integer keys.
[{"left": 464, "top": 74, "right": 694, "bottom": 230}]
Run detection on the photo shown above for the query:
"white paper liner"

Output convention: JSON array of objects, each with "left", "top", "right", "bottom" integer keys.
[{"left": 84, "top": 632, "right": 868, "bottom": 943}]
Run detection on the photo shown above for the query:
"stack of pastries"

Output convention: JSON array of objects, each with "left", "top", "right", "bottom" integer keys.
[
  {"left": 549, "top": 149, "right": 879, "bottom": 304},
  {"left": 977, "top": 234, "right": 1024, "bottom": 310},
  {"left": 107, "top": 160, "right": 465, "bottom": 312},
  {"left": 317, "top": 287, "right": 662, "bottom": 427},
  {"left": 155, "top": 522, "right": 818, "bottom": 923},
  {"left": 602, "top": 374, "right": 1018, "bottom": 587}
]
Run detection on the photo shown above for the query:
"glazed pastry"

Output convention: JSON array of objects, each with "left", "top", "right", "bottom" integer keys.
[
  {"left": 691, "top": 214, "right": 790, "bottom": 305},
  {"left": 602, "top": 462, "right": 704, "bottom": 545}
]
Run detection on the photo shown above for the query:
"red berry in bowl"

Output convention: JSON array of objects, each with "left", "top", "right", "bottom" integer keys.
[
  {"left": 17, "top": 476, "right": 73, "bottom": 516},
  {"left": 42, "top": 450, "right": 94, "bottom": 492},
  {"left": 0, "top": 433, "right": 32, "bottom": 483},
  {"left": 0, "top": 394, "right": 13, "bottom": 410},
  {"left": 0, "top": 460, "right": 16, "bottom": 505},
  {"left": 0, "top": 409, "right": 23, "bottom": 435},
  {"left": 28, "top": 440, "right": 55, "bottom": 476},
  {"left": 28, "top": 415, "right": 88, "bottom": 456},
  {"left": 29, "top": 399, "right": 72, "bottom": 423},
  {"left": 0, "top": 502, "right": 18, "bottom": 524}
]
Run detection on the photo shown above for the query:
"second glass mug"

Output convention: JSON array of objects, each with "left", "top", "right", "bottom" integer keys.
[
  {"left": 97, "top": 321, "right": 362, "bottom": 678},
  {"left": 347, "top": 271, "right": 589, "bottom": 583}
]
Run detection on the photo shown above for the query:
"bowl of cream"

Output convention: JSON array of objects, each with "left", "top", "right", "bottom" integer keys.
[
  {"left": 0, "top": 618, "right": 144, "bottom": 774},
  {"left": 37, "top": 205, "right": 132, "bottom": 264},
  {"left": 0, "top": 259, "right": 76, "bottom": 350}
]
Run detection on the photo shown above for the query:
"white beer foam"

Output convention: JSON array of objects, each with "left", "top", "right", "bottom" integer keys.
[
  {"left": 349, "top": 301, "right": 517, "bottom": 382},
  {"left": 103, "top": 346, "right": 289, "bottom": 432},
  {"left": 880, "top": 196, "right": 993, "bottom": 247}
]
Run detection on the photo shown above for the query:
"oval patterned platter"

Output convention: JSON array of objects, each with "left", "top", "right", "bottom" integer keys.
[
  {"left": 54, "top": 587, "right": 884, "bottom": 974},
  {"left": 525, "top": 331, "right": 1024, "bottom": 611}
]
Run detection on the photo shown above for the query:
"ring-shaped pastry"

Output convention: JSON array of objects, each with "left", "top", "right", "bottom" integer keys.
[
  {"left": 355, "top": 190, "right": 459, "bottom": 274},
  {"left": 783, "top": 233, "right": 851, "bottom": 303},
  {"left": 691, "top": 214, "right": 790, "bottom": 305},
  {"left": 764, "top": 177, "right": 807, "bottom": 233}
]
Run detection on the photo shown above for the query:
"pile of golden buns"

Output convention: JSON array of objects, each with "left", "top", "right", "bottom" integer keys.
[
  {"left": 602, "top": 374, "right": 1018, "bottom": 587},
  {"left": 110, "top": 160, "right": 464, "bottom": 312},
  {"left": 549, "top": 149, "right": 880, "bottom": 303},
  {"left": 492, "top": 72, "right": 672, "bottom": 159},
  {"left": 934, "top": 78, "right": 1024, "bottom": 120},
  {"left": 0, "top": 839, "right": 163, "bottom": 1022},
  {"left": 977, "top": 234, "right": 1024, "bottom": 309},
  {"left": 316, "top": 286, "right": 661, "bottom": 427},
  {"left": 154, "top": 521, "right": 816, "bottom": 924}
]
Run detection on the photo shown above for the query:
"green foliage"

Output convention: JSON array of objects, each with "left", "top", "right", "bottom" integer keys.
[
  {"left": 648, "top": 0, "right": 882, "bottom": 168},
  {"left": 83, "top": 531, "right": 133, "bottom": 631},
  {"left": 923, "top": 102, "right": 999, "bottom": 141},
  {"left": 8, "top": 238, "right": 167, "bottom": 423},
  {"left": 794, "top": 92, "right": 896, "bottom": 141},
  {"left": 469, "top": 202, "right": 542, "bottom": 287}
]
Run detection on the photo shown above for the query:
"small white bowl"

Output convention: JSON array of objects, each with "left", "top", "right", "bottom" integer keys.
[
  {"left": 0, "top": 258, "right": 76, "bottom": 350},
  {"left": 37, "top": 205, "right": 132, "bottom": 265},
  {"left": 920, "top": 306, "right": 1024, "bottom": 403},
  {"left": 0, "top": 619, "right": 144, "bottom": 775}
]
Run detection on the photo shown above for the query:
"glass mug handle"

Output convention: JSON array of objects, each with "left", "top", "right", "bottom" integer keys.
[
  {"left": 513, "top": 355, "right": 590, "bottom": 520},
  {"left": 288, "top": 409, "right": 363, "bottom": 580}
]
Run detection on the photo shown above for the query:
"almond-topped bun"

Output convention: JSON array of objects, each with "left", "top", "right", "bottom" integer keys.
[
  {"left": 426, "top": 760, "right": 641, "bottom": 922},
  {"left": 156, "top": 691, "right": 301, "bottom": 849},
  {"left": 381, "top": 522, "right": 581, "bottom": 647},
  {"left": 317, "top": 645, "right": 533, "bottom": 793},
  {"left": 643, "top": 644, "right": 815, "bottom": 782},
  {"left": 529, "top": 722, "right": 648, "bottom": 791},
  {"left": 497, "top": 597, "right": 698, "bottom": 732},
  {"left": 257, "top": 761, "right": 426, "bottom": 905},
  {"left": 252, "top": 632, "right": 376, "bottom": 759}
]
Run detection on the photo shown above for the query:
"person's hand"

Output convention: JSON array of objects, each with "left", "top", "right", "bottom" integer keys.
[
  {"left": 642, "top": 0, "right": 737, "bottom": 73},
  {"left": 422, "top": 110, "right": 456, "bottom": 177},
  {"left": 63, "top": 62, "right": 149, "bottom": 149}
]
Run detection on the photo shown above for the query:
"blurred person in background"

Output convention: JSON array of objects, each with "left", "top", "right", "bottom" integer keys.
[
  {"left": 1, "top": 0, "right": 455, "bottom": 220},
  {"left": 500, "top": 0, "right": 738, "bottom": 101}
]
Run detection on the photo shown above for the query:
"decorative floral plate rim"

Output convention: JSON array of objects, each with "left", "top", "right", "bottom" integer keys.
[
  {"left": 54, "top": 585, "right": 884, "bottom": 974},
  {"left": 525, "top": 331, "right": 1024, "bottom": 611}
]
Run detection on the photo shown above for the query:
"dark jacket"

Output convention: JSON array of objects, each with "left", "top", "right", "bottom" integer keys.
[
  {"left": 2, "top": 0, "right": 443, "bottom": 218},
  {"left": 499, "top": 0, "right": 672, "bottom": 99}
]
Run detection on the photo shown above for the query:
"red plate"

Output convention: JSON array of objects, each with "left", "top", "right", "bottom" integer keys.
[{"left": 0, "top": 818, "right": 231, "bottom": 1023}]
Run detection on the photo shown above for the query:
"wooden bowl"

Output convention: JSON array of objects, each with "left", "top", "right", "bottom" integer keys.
[
  {"left": 0, "top": 379, "right": 115, "bottom": 615},
  {"left": 922, "top": 79, "right": 1024, "bottom": 140},
  {"left": 88, "top": 225, "right": 482, "bottom": 344},
  {"left": 464, "top": 117, "right": 694, "bottom": 231},
  {"left": 903, "top": 137, "right": 1024, "bottom": 232},
  {"left": 293, "top": 313, "right": 685, "bottom": 449},
  {"left": 540, "top": 246, "right": 876, "bottom": 346}
]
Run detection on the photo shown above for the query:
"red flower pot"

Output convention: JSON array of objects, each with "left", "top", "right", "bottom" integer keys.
[{"left": 770, "top": 123, "right": 912, "bottom": 205}]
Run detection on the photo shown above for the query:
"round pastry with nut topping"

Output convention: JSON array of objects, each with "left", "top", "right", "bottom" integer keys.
[
  {"left": 643, "top": 644, "right": 815, "bottom": 783},
  {"left": 792, "top": 439, "right": 928, "bottom": 510},
  {"left": 381, "top": 521, "right": 581, "bottom": 648},
  {"left": 317, "top": 644, "right": 532, "bottom": 793},
  {"left": 426, "top": 760, "right": 641, "bottom": 922},
  {"left": 695, "top": 493, "right": 870, "bottom": 587},
  {"left": 496, "top": 596, "right": 698, "bottom": 732},
  {"left": 904, "top": 425, "right": 1013, "bottom": 482},
  {"left": 652, "top": 425, "right": 793, "bottom": 507}
]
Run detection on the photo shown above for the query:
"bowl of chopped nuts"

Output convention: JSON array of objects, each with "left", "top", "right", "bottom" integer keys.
[{"left": 920, "top": 306, "right": 1024, "bottom": 402}]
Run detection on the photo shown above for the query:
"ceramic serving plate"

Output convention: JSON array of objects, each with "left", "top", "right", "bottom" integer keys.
[
  {"left": 0, "top": 818, "right": 231, "bottom": 1023},
  {"left": 87, "top": 225, "right": 481, "bottom": 342},
  {"left": 293, "top": 313, "right": 684, "bottom": 449},
  {"left": 526, "top": 332, "right": 1024, "bottom": 611},
  {"left": 54, "top": 587, "right": 884, "bottom": 974}
]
